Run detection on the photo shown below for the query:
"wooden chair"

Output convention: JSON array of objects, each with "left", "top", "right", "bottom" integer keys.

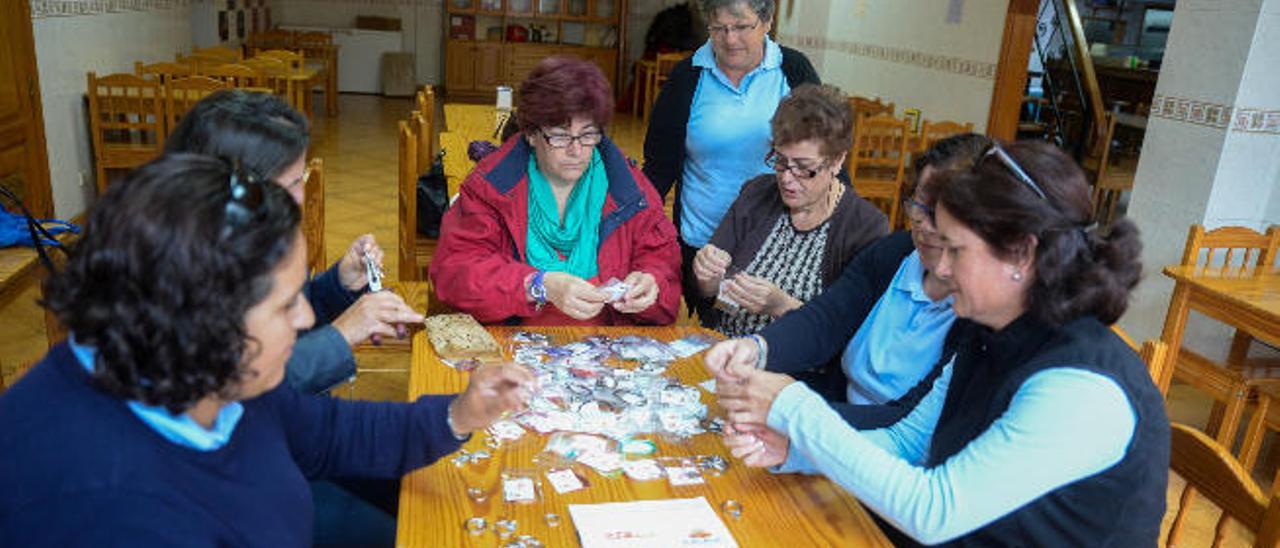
[
  {"left": 203, "top": 63, "right": 259, "bottom": 88},
  {"left": 848, "top": 115, "right": 910, "bottom": 229},
  {"left": 254, "top": 49, "right": 306, "bottom": 72},
  {"left": 1163, "top": 223, "right": 1280, "bottom": 546},
  {"left": 849, "top": 95, "right": 895, "bottom": 118},
  {"left": 302, "top": 157, "right": 326, "bottom": 275},
  {"left": 643, "top": 51, "right": 689, "bottom": 126},
  {"left": 87, "top": 72, "right": 164, "bottom": 194},
  {"left": 163, "top": 76, "right": 229, "bottom": 137},
  {"left": 241, "top": 57, "right": 300, "bottom": 111},
  {"left": 134, "top": 61, "right": 192, "bottom": 86},
  {"left": 295, "top": 31, "right": 333, "bottom": 47},
  {"left": 247, "top": 29, "right": 296, "bottom": 51},
  {"left": 1167, "top": 422, "right": 1280, "bottom": 548},
  {"left": 1083, "top": 112, "right": 1135, "bottom": 226},
  {"left": 397, "top": 120, "right": 421, "bottom": 282},
  {"left": 416, "top": 85, "right": 438, "bottom": 162},
  {"left": 918, "top": 120, "right": 975, "bottom": 153},
  {"left": 184, "top": 46, "right": 242, "bottom": 73}
]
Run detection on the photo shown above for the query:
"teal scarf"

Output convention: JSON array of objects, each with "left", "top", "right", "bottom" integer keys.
[{"left": 525, "top": 149, "right": 608, "bottom": 279}]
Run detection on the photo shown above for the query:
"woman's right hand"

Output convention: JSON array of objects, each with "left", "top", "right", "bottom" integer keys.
[
  {"left": 544, "top": 272, "right": 608, "bottom": 320},
  {"left": 448, "top": 364, "right": 536, "bottom": 435},
  {"left": 703, "top": 337, "right": 763, "bottom": 379},
  {"left": 692, "top": 244, "right": 731, "bottom": 285}
]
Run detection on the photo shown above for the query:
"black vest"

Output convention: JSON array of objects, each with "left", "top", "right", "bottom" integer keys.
[{"left": 893, "top": 315, "right": 1169, "bottom": 547}]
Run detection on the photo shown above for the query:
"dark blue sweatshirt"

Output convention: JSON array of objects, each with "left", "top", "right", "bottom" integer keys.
[{"left": 0, "top": 343, "right": 462, "bottom": 546}]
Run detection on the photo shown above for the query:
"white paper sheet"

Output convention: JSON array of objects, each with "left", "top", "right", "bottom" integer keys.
[{"left": 569, "top": 497, "right": 738, "bottom": 548}]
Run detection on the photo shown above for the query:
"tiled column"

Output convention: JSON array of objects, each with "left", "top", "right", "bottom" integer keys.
[{"left": 1120, "top": 0, "right": 1280, "bottom": 351}]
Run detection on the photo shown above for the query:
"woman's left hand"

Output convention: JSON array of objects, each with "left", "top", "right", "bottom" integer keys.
[
  {"left": 723, "top": 422, "right": 790, "bottom": 468},
  {"left": 723, "top": 274, "right": 797, "bottom": 317},
  {"left": 716, "top": 365, "right": 795, "bottom": 425},
  {"left": 612, "top": 271, "right": 658, "bottom": 314},
  {"left": 337, "top": 234, "right": 384, "bottom": 291}
]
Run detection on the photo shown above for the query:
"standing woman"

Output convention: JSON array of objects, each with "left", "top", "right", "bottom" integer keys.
[
  {"left": 710, "top": 142, "right": 1169, "bottom": 545},
  {"left": 643, "top": 0, "right": 820, "bottom": 321},
  {"left": 432, "top": 56, "right": 680, "bottom": 326}
]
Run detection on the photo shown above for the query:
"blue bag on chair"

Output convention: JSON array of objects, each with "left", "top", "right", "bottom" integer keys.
[{"left": 0, "top": 185, "right": 78, "bottom": 272}]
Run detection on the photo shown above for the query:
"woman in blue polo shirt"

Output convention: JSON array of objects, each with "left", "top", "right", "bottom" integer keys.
[{"left": 642, "top": 0, "right": 820, "bottom": 322}]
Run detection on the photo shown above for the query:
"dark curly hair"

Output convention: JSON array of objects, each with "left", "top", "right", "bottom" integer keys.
[
  {"left": 43, "top": 153, "right": 301, "bottom": 413},
  {"left": 165, "top": 89, "right": 310, "bottom": 182},
  {"left": 935, "top": 140, "right": 1142, "bottom": 326},
  {"left": 771, "top": 84, "right": 852, "bottom": 160},
  {"left": 908, "top": 132, "right": 992, "bottom": 207}
]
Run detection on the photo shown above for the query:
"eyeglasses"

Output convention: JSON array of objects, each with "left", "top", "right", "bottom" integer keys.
[
  {"left": 902, "top": 197, "right": 933, "bottom": 226},
  {"left": 539, "top": 129, "right": 603, "bottom": 149},
  {"left": 765, "top": 149, "right": 825, "bottom": 180},
  {"left": 982, "top": 144, "right": 1047, "bottom": 200},
  {"left": 222, "top": 169, "right": 265, "bottom": 240},
  {"left": 708, "top": 20, "right": 761, "bottom": 38},
  {"left": 283, "top": 167, "right": 312, "bottom": 191}
]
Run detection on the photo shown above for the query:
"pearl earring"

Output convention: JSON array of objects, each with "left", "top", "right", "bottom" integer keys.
[{"left": 1011, "top": 271, "right": 1024, "bottom": 282}]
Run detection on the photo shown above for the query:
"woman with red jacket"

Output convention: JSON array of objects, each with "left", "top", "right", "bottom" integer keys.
[{"left": 431, "top": 56, "right": 681, "bottom": 326}]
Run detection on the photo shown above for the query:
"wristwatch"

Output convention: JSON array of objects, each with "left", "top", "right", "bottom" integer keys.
[{"left": 528, "top": 270, "right": 548, "bottom": 310}]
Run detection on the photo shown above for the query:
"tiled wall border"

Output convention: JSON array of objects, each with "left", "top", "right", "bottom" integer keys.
[
  {"left": 31, "top": 0, "right": 198, "bottom": 18},
  {"left": 1151, "top": 94, "right": 1280, "bottom": 135},
  {"left": 779, "top": 33, "right": 997, "bottom": 81}
]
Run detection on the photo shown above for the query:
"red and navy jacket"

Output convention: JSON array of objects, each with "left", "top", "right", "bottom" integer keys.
[{"left": 430, "top": 133, "right": 681, "bottom": 326}]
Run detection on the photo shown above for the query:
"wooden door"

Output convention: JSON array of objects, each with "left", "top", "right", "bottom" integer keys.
[
  {"left": 445, "top": 41, "right": 476, "bottom": 92},
  {"left": 475, "top": 42, "right": 505, "bottom": 89},
  {"left": 0, "top": 2, "right": 52, "bottom": 217}
]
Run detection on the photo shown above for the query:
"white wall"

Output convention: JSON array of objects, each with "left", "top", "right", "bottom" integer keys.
[
  {"left": 278, "top": 0, "right": 442, "bottom": 85},
  {"left": 778, "top": 0, "right": 1008, "bottom": 132},
  {"left": 32, "top": 3, "right": 194, "bottom": 218}
]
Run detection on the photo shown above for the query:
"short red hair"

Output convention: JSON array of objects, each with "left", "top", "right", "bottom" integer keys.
[{"left": 516, "top": 56, "right": 614, "bottom": 132}]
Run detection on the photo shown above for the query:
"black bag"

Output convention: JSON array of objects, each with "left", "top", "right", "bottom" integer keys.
[{"left": 416, "top": 151, "right": 448, "bottom": 238}]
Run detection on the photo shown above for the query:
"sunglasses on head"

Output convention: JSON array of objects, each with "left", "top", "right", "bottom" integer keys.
[
  {"left": 981, "top": 144, "right": 1047, "bottom": 200},
  {"left": 221, "top": 168, "right": 265, "bottom": 240}
]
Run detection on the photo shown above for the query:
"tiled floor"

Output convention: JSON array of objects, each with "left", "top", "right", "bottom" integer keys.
[{"left": 0, "top": 94, "right": 1271, "bottom": 546}]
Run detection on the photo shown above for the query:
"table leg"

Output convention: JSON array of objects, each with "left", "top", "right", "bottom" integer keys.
[{"left": 326, "top": 58, "right": 338, "bottom": 116}]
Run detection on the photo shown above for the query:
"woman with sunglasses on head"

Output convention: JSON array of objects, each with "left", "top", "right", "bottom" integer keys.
[
  {"left": 702, "top": 133, "right": 990, "bottom": 422},
  {"left": 691, "top": 84, "right": 885, "bottom": 337},
  {"left": 709, "top": 141, "right": 1168, "bottom": 546},
  {"left": 0, "top": 154, "right": 532, "bottom": 545},
  {"left": 166, "top": 89, "right": 422, "bottom": 395},
  {"left": 643, "top": 0, "right": 820, "bottom": 324},
  {"left": 432, "top": 56, "right": 680, "bottom": 326}
]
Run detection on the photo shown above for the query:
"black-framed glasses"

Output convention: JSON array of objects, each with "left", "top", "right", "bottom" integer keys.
[
  {"left": 708, "top": 20, "right": 761, "bottom": 37},
  {"left": 982, "top": 144, "right": 1048, "bottom": 200},
  {"left": 765, "top": 149, "right": 825, "bottom": 180},
  {"left": 222, "top": 169, "right": 265, "bottom": 240},
  {"left": 538, "top": 129, "right": 603, "bottom": 149}
]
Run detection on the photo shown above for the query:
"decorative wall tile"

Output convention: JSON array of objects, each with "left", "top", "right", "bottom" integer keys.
[
  {"left": 776, "top": 32, "right": 997, "bottom": 81},
  {"left": 1151, "top": 93, "right": 1280, "bottom": 135},
  {"left": 31, "top": 0, "right": 197, "bottom": 18}
]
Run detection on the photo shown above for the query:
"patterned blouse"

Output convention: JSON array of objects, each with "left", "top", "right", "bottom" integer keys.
[{"left": 718, "top": 215, "right": 831, "bottom": 337}]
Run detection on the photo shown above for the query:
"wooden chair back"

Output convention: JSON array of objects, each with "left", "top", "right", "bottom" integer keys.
[
  {"left": 241, "top": 57, "right": 298, "bottom": 108},
  {"left": 849, "top": 115, "right": 910, "bottom": 228},
  {"left": 849, "top": 95, "right": 895, "bottom": 118},
  {"left": 163, "top": 76, "right": 229, "bottom": 137},
  {"left": 1168, "top": 423, "right": 1280, "bottom": 547},
  {"left": 87, "top": 72, "right": 164, "bottom": 194},
  {"left": 417, "top": 85, "right": 438, "bottom": 159},
  {"left": 203, "top": 63, "right": 259, "bottom": 88},
  {"left": 642, "top": 51, "right": 690, "bottom": 125},
  {"left": 302, "top": 157, "right": 326, "bottom": 275},
  {"left": 412, "top": 110, "right": 433, "bottom": 178},
  {"left": 134, "top": 61, "right": 192, "bottom": 85},
  {"left": 1180, "top": 224, "right": 1280, "bottom": 271},
  {"left": 398, "top": 120, "right": 420, "bottom": 282},
  {"left": 188, "top": 46, "right": 242, "bottom": 70},
  {"left": 1139, "top": 339, "right": 1172, "bottom": 396},
  {"left": 247, "top": 29, "right": 296, "bottom": 50},
  {"left": 1085, "top": 112, "right": 1134, "bottom": 226},
  {"left": 918, "top": 120, "right": 975, "bottom": 152},
  {"left": 254, "top": 49, "right": 305, "bottom": 73},
  {"left": 295, "top": 31, "right": 333, "bottom": 47}
]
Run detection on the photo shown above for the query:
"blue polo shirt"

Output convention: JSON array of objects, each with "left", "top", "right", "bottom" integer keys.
[
  {"left": 679, "top": 37, "right": 791, "bottom": 247},
  {"left": 840, "top": 251, "right": 956, "bottom": 404}
]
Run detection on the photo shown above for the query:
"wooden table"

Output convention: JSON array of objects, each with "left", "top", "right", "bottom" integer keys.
[
  {"left": 396, "top": 326, "right": 891, "bottom": 547},
  {"left": 440, "top": 103, "right": 509, "bottom": 198},
  {"left": 1160, "top": 265, "right": 1280, "bottom": 431},
  {"left": 350, "top": 281, "right": 430, "bottom": 353}
]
